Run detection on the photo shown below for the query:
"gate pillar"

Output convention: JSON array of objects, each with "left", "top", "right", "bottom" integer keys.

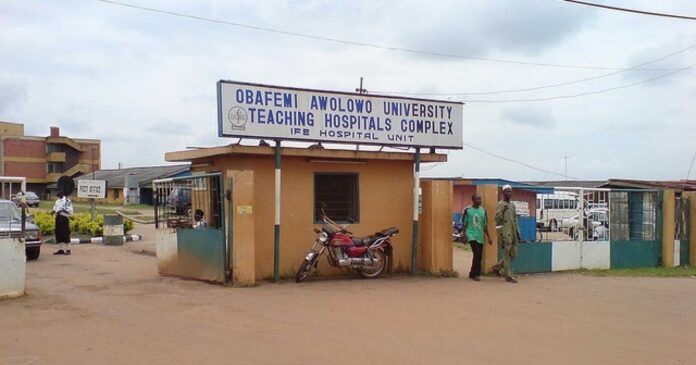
[
  {"left": 418, "top": 180, "right": 453, "bottom": 273},
  {"left": 228, "top": 170, "right": 256, "bottom": 286},
  {"left": 662, "top": 189, "right": 676, "bottom": 267}
]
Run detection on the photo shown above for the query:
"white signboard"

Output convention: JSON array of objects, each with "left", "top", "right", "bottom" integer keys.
[
  {"left": 77, "top": 180, "right": 106, "bottom": 199},
  {"left": 512, "top": 201, "right": 530, "bottom": 217},
  {"left": 217, "top": 81, "right": 463, "bottom": 149}
]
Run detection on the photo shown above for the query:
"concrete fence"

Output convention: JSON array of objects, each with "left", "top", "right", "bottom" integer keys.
[
  {"left": 501, "top": 240, "right": 667, "bottom": 274},
  {"left": 480, "top": 186, "right": 695, "bottom": 275}
]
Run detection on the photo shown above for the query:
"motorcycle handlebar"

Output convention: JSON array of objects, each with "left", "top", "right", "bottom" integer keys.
[{"left": 321, "top": 211, "right": 352, "bottom": 235}]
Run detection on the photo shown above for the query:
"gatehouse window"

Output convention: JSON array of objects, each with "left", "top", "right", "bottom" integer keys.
[
  {"left": 314, "top": 173, "right": 359, "bottom": 224},
  {"left": 47, "top": 162, "right": 62, "bottom": 173}
]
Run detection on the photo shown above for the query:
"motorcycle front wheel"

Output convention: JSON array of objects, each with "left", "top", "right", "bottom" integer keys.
[
  {"left": 295, "top": 252, "right": 318, "bottom": 283},
  {"left": 357, "top": 250, "right": 387, "bottom": 279}
]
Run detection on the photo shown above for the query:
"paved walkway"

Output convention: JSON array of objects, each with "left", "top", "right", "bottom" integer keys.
[{"left": 2, "top": 234, "right": 695, "bottom": 364}]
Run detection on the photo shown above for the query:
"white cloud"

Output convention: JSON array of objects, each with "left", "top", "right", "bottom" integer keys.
[{"left": 0, "top": 0, "right": 694, "bottom": 180}]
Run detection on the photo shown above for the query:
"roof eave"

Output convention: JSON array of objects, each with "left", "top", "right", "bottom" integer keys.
[{"left": 165, "top": 145, "right": 447, "bottom": 163}]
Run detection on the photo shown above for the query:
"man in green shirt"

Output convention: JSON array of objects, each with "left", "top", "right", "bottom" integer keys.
[
  {"left": 492, "top": 185, "right": 521, "bottom": 284},
  {"left": 462, "top": 193, "right": 492, "bottom": 281}
]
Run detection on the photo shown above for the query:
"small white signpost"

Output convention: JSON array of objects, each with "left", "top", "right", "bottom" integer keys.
[
  {"left": 77, "top": 180, "right": 107, "bottom": 199},
  {"left": 512, "top": 200, "right": 530, "bottom": 217},
  {"left": 77, "top": 179, "right": 106, "bottom": 220}
]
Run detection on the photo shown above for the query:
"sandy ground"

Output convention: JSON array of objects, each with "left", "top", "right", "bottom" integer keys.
[{"left": 2, "top": 227, "right": 696, "bottom": 365}]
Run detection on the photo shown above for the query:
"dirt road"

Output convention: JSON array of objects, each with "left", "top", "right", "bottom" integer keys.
[{"left": 2, "top": 234, "right": 696, "bottom": 365}]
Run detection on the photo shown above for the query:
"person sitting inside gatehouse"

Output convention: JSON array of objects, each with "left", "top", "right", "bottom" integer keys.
[{"left": 194, "top": 209, "right": 209, "bottom": 229}]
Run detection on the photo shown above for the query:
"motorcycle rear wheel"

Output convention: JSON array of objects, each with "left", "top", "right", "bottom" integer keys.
[
  {"left": 295, "top": 254, "right": 318, "bottom": 283},
  {"left": 357, "top": 250, "right": 387, "bottom": 279}
]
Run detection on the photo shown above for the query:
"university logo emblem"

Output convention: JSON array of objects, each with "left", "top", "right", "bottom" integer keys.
[{"left": 228, "top": 106, "right": 248, "bottom": 130}]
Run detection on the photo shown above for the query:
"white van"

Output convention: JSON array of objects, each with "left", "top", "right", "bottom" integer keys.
[{"left": 536, "top": 191, "right": 579, "bottom": 232}]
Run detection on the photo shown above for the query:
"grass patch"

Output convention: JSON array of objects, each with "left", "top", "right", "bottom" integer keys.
[
  {"left": 453, "top": 242, "right": 472, "bottom": 252},
  {"left": 418, "top": 268, "right": 459, "bottom": 278},
  {"left": 130, "top": 215, "right": 155, "bottom": 223},
  {"left": 581, "top": 266, "right": 696, "bottom": 277},
  {"left": 116, "top": 210, "right": 143, "bottom": 215}
]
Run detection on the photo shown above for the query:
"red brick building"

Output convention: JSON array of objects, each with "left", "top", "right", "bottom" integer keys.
[{"left": 0, "top": 121, "right": 101, "bottom": 197}]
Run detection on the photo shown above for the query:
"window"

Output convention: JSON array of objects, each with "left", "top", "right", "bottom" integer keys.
[
  {"left": 47, "top": 144, "right": 64, "bottom": 153},
  {"left": 314, "top": 173, "right": 359, "bottom": 223},
  {"left": 114, "top": 189, "right": 120, "bottom": 199},
  {"left": 544, "top": 199, "right": 553, "bottom": 209},
  {"left": 47, "top": 163, "right": 62, "bottom": 173}
]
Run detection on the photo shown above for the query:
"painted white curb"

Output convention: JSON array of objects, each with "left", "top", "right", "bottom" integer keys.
[{"left": 67, "top": 234, "right": 142, "bottom": 245}]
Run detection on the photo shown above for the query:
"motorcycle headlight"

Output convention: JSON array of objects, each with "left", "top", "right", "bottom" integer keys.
[
  {"left": 319, "top": 232, "right": 329, "bottom": 243},
  {"left": 25, "top": 230, "right": 39, "bottom": 240}
]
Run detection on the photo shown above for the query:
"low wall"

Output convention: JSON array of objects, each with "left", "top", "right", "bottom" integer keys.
[
  {"left": 502, "top": 240, "right": 664, "bottom": 274},
  {"left": 156, "top": 228, "right": 226, "bottom": 283},
  {"left": 0, "top": 238, "right": 25, "bottom": 298}
]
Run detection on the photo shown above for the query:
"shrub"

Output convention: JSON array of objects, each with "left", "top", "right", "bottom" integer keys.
[
  {"left": 124, "top": 219, "right": 133, "bottom": 233},
  {"left": 34, "top": 211, "right": 55, "bottom": 235},
  {"left": 70, "top": 213, "right": 102, "bottom": 236},
  {"left": 35, "top": 212, "right": 134, "bottom": 237}
]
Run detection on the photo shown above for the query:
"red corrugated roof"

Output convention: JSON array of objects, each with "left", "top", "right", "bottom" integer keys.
[{"left": 603, "top": 179, "right": 696, "bottom": 191}]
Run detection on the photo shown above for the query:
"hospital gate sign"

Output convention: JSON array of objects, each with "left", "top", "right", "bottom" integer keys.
[{"left": 217, "top": 81, "right": 463, "bottom": 149}]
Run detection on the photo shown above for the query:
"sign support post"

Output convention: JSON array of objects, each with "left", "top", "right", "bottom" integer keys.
[
  {"left": 91, "top": 148, "right": 97, "bottom": 221},
  {"left": 411, "top": 148, "right": 421, "bottom": 274},
  {"left": 274, "top": 140, "right": 281, "bottom": 283}
]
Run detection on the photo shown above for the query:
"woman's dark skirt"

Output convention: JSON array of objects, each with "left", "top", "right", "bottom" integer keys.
[{"left": 55, "top": 214, "right": 71, "bottom": 243}]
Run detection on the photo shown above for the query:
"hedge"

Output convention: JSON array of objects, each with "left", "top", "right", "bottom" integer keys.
[{"left": 34, "top": 211, "right": 133, "bottom": 237}]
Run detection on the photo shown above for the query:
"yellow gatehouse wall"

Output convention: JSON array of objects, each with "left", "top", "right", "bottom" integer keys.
[{"left": 166, "top": 145, "right": 449, "bottom": 281}]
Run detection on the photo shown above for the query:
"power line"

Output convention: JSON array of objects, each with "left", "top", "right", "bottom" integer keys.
[
  {"left": 93, "top": 0, "right": 680, "bottom": 71},
  {"left": 562, "top": 0, "right": 696, "bottom": 21},
  {"left": 376, "top": 43, "right": 696, "bottom": 96},
  {"left": 461, "top": 141, "right": 582, "bottom": 179},
  {"left": 686, "top": 151, "right": 696, "bottom": 180},
  {"left": 683, "top": 150, "right": 696, "bottom": 192},
  {"left": 461, "top": 62, "right": 696, "bottom": 103}
]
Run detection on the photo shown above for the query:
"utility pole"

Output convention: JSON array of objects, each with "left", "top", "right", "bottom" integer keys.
[
  {"left": 355, "top": 77, "right": 367, "bottom": 94},
  {"left": 355, "top": 77, "right": 367, "bottom": 152},
  {"left": 564, "top": 154, "right": 570, "bottom": 180}
]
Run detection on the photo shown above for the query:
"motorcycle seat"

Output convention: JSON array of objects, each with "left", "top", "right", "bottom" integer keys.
[
  {"left": 352, "top": 236, "right": 374, "bottom": 246},
  {"left": 376, "top": 227, "right": 399, "bottom": 236}
]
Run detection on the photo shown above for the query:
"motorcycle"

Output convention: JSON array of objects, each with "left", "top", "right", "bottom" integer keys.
[{"left": 295, "top": 210, "right": 398, "bottom": 283}]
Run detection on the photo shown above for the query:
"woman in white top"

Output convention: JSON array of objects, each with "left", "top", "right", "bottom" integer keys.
[{"left": 52, "top": 192, "right": 74, "bottom": 255}]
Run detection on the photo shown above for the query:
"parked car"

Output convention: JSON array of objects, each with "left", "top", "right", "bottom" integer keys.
[
  {"left": 452, "top": 212, "right": 463, "bottom": 242},
  {"left": 167, "top": 187, "right": 192, "bottom": 216},
  {"left": 560, "top": 209, "right": 609, "bottom": 240},
  {"left": 453, "top": 220, "right": 463, "bottom": 242},
  {"left": 12, "top": 191, "right": 40, "bottom": 208},
  {"left": 0, "top": 200, "right": 41, "bottom": 260}
]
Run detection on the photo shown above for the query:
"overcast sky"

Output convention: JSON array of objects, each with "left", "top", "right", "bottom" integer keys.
[{"left": 1, "top": 0, "right": 694, "bottom": 181}]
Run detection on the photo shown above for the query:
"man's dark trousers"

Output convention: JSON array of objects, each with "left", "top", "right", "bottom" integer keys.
[{"left": 469, "top": 240, "right": 483, "bottom": 278}]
